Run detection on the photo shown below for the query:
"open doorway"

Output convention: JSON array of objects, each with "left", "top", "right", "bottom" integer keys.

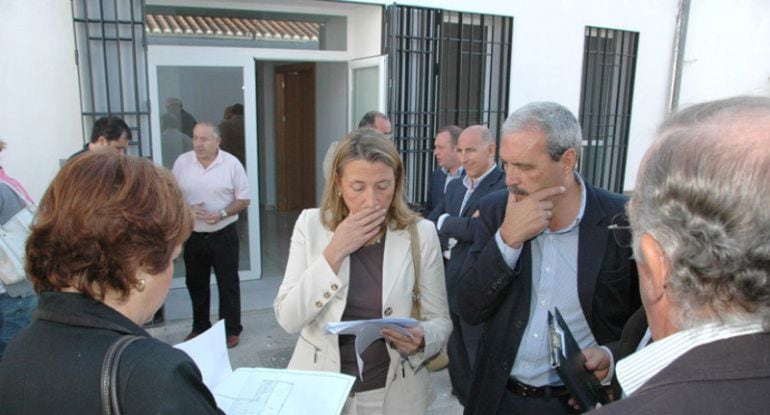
[{"left": 256, "top": 60, "right": 347, "bottom": 278}]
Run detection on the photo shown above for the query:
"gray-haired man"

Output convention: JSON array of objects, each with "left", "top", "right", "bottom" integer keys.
[
  {"left": 457, "top": 102, "right": 640, "bottom": 415},
  {"left": 595, "top": 97, "right": 770, "bottom": 414}
]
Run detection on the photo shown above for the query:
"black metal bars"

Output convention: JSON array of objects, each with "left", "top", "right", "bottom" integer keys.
[
  {"left": 71, "top": 0, "right": 152, "bottom": 157},
  {"left": 578, "top": 27, "right": 639, "bottom": 193},
  {"left": 385, "top": 5, "right": 512, "bottom": 205}
]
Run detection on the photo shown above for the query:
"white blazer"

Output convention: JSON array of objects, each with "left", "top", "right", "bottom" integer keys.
[{"left": 274, "top": 209, "right": 452, "bottom": 414}]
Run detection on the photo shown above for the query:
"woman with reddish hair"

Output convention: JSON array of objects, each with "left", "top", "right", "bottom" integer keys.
[{"left": 0, "top": 152, "right": 223, "bottom": 414}]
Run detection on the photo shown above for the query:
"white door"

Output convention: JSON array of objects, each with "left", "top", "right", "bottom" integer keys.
[
  {"left": 148, "top": 47, "right": 261, "bottom": 285},
  {"left": 348, "top": 55, "right": 388, "bottom": 129}
]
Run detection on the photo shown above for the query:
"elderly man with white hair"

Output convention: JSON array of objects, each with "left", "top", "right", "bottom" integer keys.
[{"left": 595, "top": 96, "right": 770, "bottom": 414}]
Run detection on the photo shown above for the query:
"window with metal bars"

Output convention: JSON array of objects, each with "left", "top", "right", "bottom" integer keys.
[
  {"left": 578, "top": 27, "right": 639, "bottom": 193},
  {"left": 385, "top": 6, "right": 512, "bottom": 205},
  {"left": 72, "top": 0, "right": 151, "bottom": 157}
]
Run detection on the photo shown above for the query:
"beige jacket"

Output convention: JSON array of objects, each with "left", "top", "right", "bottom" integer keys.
[{"left": 274, "top": 209, "right": 452, "bottom": 414}]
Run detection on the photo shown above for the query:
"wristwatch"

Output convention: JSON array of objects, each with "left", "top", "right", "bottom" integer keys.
[{"left": 220, "top": 209, "right": 228, "bottom": 219}]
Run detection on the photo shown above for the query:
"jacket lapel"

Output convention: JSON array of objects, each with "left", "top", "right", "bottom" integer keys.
[
  {"left": 460, "top": 166, "right": 503, "bottom": 217},
  {"left": 577, "top": 183, "right": 609, "bottom": 323}
]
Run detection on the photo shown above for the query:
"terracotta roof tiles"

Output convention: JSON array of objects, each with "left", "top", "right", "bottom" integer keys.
[{"left": 145, "top": 13, "right": 320, "bottom": 42}]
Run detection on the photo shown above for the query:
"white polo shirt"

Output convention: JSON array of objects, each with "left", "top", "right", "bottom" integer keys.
[{"left": 172, "top": 149, "right": 250, "bottom": 233}]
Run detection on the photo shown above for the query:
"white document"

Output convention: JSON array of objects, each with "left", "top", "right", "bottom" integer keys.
[
  {"left": 175, "top": 320, "right": 355, "bottom": 415},
  {"left": 174, "top": 320, "right": 232, "bottom": 391},
  {"left": 214, "top": 367, "right": 355, "bottom": 415},
  {"left": 324, "top": 318, "right": 418, "bottom": 380}
]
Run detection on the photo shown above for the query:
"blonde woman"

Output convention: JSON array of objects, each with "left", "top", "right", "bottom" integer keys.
[{"left": 274, "top": 128, "right": 451, "bottom": 414}]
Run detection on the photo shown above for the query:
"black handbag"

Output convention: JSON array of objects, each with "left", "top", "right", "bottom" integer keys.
[{"left": 100, "top": 335, "right": 143, "bottom": 415}]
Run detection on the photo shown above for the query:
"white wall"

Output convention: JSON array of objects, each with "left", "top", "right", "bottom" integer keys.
[
  {"left": 6, "top": 0, "right": 768, "bottom": 199},
  {"left": 349, "top": 6, "right": 384, "bottom": 59},
  {"left": 315, "top": 62, "right": 348, "bottom": 203},
  {"left": 343, "top": 0, "right": 681, "bottom": 191},
  {"left": 0, "top": 0, "right": 82, "bottom": 201},
  {"left": 678, "top": 0, "right": 770, "bottom": 105}
]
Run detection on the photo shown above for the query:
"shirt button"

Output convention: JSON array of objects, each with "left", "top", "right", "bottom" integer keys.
[
  {"left": 384, "top": 307, "right": 393, "bottom": 316},
  {"left": 323, "top": 292, "right": 331, "bottom": 299},
  {"left": 545, "top": 267, "right": 551, "bottom": 272},
  {"left": 540, "top": 300, "right": 546, "bottom": 306},
  {"left": 331, "top": 284, "right": 338, "bottom": 291},
  {"left": 315, "top": 301, "right": 323, "bottom": 308},
  {"left": 533, "top": 333, "right": 539, "bottom": 339}
]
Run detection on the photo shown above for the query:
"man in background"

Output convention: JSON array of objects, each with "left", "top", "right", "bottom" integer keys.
[
  {"left": 322, "top": 111, "right": 392, "bottom": 181},
  {"left": 166, "top": 97, "right": 197, "bottom": 137},
  {"left": 424, "top": 125, "right": 464, "bottom": 217},
  {"left": 173, "top": 122, "right": 250, "bottom": 349},
  {"left": 219, "top": 103, "right": 245, "bottom": 167},
  {"left": 160, "top": 113, "right": 192, "bottom": 169},
  {"left": 68, "top": 116, "right": 131, "bottom": 160},
  {"left": 428, "top": 125, "right": 505, "bottom": 405}
]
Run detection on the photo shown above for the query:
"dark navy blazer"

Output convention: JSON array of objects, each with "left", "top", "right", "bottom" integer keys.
[
  {"left": 428, "top": 166, "right": 505, "bottom": 310},
  {"left": 457, "top": 182, "right": 640, "bottom": 415}
]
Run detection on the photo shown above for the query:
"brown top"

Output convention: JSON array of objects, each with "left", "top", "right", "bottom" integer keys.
[{"left": 339, "top": 234, "right": 390, "bottom": 393}]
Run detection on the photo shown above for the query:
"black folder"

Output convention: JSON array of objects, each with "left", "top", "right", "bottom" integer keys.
[{"left": 547, "top": 307, "right": 609, "bottom": 411}]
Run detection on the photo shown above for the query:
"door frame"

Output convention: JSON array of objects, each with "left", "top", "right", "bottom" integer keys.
[
  {"left": 147, "top": 45, "right": 388, "bottom": 282},
  {"left": 148, "top": 47, "right": 261, "bottom": 284},
  {"left": 348, "top": 55, "right": 388, "bottom": 129}
]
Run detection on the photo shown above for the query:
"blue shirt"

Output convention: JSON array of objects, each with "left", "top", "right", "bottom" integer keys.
[{"left": 494, "top": 173, "right": 596, "bottom": 386}]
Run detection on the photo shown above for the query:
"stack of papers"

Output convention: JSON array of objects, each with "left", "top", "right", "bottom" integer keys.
[
  {"left": 324, "top": 318, "right": 418, "bottom": 380},
  {"left": 175, "top": 321, "right": 355, "bottom": 414}
]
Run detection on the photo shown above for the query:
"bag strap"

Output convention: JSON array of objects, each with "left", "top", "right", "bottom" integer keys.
[
  {"left": 101, "top": 335, "right": 142, "bottom": 415},
  {"left": 407, "top": 221, "right": 422, "bottom": 321}
]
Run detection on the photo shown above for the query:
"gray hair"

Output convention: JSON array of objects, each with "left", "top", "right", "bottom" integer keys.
[
  {"left": 630, "top": 96, "right": 770, "bottom": 329},
  {"left": 194, "top": 121, "right": 221, "bottom": 139},
  {"left": 501, "top": 102, "right": 582, "bottom": 163}
]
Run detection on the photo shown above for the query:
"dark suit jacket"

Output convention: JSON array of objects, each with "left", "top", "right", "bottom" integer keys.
[
  {"left": 425, "top": 167, "right": 465, "bottom": 219},
  {"left": 457, "top": 182, "right": 640, "bottom": 415},
  {"left": 428, "top": 166, "right": 505, "bottom": 310},
  {"left": 607, "top": 307, "right": 648, "bottom": 361},
  {"left": 425, "top": 168, "right": 447, "bottom": 216},
  {"left": 595, "top": 332, "right": 770, "bottom": 414},
  {"left": 0, "top": 292, "right": 223, "bottom": 414},
  {"left": 605, "top": 307, "right": 648, "bottom": 400}
]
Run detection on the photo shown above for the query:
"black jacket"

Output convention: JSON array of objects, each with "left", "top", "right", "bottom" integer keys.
[
  {"left": 457, "top": 182, "right": 640, "bottom": 415},
  {"left": 0, "top": 292, "right": 223, "bottom": 414}
]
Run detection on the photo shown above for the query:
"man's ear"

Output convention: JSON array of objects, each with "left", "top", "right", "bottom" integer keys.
[
  {"left": 560, "top": 148, "right": 577, "bottom": 175},
  {"left": 639, "top": 232, "right": 670, "bottom": 295}
]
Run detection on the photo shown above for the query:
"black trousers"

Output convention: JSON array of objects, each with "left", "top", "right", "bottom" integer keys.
[
  {"left": 183, "top": 223, "right": 242, "bottom": 336},
  {"left": 498, "top": 389, "right": 578, "bottom": 415}
]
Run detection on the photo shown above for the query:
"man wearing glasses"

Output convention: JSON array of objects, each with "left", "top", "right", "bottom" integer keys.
[{"left": 456, "top": 102, "right": 640, "bottom": 415}]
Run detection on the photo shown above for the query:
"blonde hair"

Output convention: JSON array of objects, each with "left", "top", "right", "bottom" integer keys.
[{"left": 321, "top": 128, "right": 417, "bottom": 231}]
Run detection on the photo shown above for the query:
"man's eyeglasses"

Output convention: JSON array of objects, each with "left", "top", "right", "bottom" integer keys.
[{"left": 607, "top": 213, "right": 633, "bottom": 248}]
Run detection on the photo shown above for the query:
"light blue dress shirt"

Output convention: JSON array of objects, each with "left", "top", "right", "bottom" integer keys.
[{"left": 494, "top": 174, "right": 597, "bottom": 386}]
